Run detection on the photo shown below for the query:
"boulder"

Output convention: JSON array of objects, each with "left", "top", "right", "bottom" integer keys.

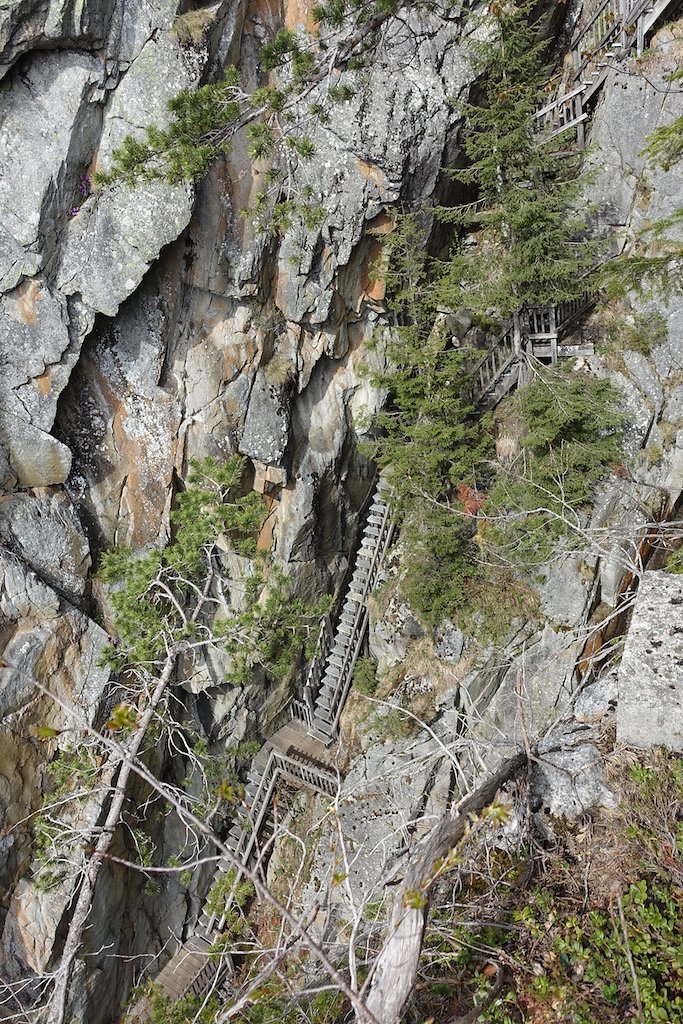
[{"left": 617, "top": 570, "right": 683, "bottom": 751}]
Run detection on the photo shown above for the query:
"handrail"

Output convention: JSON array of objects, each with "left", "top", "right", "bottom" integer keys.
[
  {"left": 536, "top": 82, "right": 586, "bottom": 118},
  {"left": 312, "top": 487, "right": 394, "bottom": 735},
  {"left": 470, "top": 291, "right": 596, "bottom": 405}
]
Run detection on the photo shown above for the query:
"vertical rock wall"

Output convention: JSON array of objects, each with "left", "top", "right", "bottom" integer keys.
[{"left": 0, "top": 0, "right": 479, "bottom": 1014}]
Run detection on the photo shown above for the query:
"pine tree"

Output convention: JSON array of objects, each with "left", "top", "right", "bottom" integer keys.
[{"left": 434, "top": 1, "right": 597, "bottom": 318}]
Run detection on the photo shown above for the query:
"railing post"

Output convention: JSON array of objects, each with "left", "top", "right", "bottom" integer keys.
[
  {"left": 619, "top": 0, "right": 629, "bottom": 50},
  {"left": 513, "top": 311, "right": 522, "bottom": 356},
  {"left": 549, "top": 306, "right": 558, "bottom": 364}
]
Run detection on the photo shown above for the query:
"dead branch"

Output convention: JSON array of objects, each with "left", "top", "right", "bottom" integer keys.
[{"left": 362, "top": 751, "right": 528, "bottom": 1024}]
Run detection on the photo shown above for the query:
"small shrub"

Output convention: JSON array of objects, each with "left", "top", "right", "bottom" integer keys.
[
  {"left": 353, "top": 656, "right": 378, "bottom": 695},
  {"left": 666, "top": 546, "right": 683, "bottom": 573},
  {"left": 171, "top": 9, "right": 215, "bottom": 46},
  {"left": 263, "top": 350, "right": 294, "bottom": 389},
  {"left": 143, "top": 983, "right": 218, "bottom": 1023},
  {"left": 206, "top": 867, "right": 254, "bottom": 917},
  {"left": 598, "top": 308, "right": 668, "bottom": 363},
  {"left": 645, "top": 442, "right": 663, "bottom": 464}
]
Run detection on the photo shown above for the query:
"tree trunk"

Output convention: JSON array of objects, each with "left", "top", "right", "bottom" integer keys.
[
  {"left": 362, "top": 751, "right": 527, "bottom": 1024},
  {"left": 46, "top": 651, "right": 178, "bottom": 1024}
]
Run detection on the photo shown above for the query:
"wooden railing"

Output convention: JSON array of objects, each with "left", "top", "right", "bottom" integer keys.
[
  {"left": 537, "top": 0, "right": 678, "bottom": 145},
  {"left": 311, "top": 480, "right": 394, "bottom": 742},
  {"left": 470, "top": 291, "right": 596, "bottom": 408}
]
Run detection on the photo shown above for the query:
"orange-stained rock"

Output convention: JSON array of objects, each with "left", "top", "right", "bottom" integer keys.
[{"left": 285, "top": 0, "right": 319, "bottom": 32}]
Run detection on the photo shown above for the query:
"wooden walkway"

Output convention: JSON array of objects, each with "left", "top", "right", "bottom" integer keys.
[
  {"left": 125, "top": 482, "right": 393, "bottom": 1020},
  {"left": 469, "top": 292, "right": 596, "bottom": 410},
  {"left": 537, "top": 0, "right": 679, "bottom": 146}
]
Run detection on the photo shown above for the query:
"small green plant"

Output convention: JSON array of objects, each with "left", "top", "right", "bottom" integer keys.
[
  {"left": 645, "top": 442, "right": 663, "bottom": 464},
  {"left": 352, "top": 656, "right": 378, "bottom": 696},
  {"left": 598, "top": 308, "right": 668, "bottom": 364},
  {"left": 666, "top": 546, "right": 683, "bottom": 573},
  {"left": 140, "top": 983, "right": 219, "bottom": 1023},
  {"left": 205, "top": 867, "right": 255, "bottom": 918}
]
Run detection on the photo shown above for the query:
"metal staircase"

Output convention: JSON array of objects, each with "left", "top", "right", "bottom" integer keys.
[{"left": 537, "top": 0, "right": 679, "bottom": 146}]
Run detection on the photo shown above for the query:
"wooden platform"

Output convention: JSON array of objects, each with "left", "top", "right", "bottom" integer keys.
[
  {"left": 153, "top": 934, "right": 212, "bottom": 1000},
  {"left": 264, "top": 722, "right": 338, "bottom": 768}
]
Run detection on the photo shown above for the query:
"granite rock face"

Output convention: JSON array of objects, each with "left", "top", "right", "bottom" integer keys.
[
  {"left": 617, "top": 571, "right": 683, "bottom": 751},
  {"left": 0, "top": 0, "right": 480, "bottom": 1011},
  {"left": 1, "top": 0, "right": 683, "bottom": 1015}
]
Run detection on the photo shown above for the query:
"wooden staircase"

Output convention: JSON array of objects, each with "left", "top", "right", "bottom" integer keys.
[
  {"left": 125, "top": 482, "right": 393, "bottom": 1019},
  {"left": 310, "top": 479, "right": 394, "bottom": 742},
  {"left": 469, "top": 291, "right": 597, "bottom": 411},
  {"left": 121, "top": 0, "right": 682, "bottom": 996},
  {"left": 537, "top": 0, "right": 680, "bottom": 146}
]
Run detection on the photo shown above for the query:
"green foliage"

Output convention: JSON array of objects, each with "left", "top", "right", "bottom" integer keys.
[
  {"left": 666, "top": 546, "right": 683, "bottom": 573},
  {"left": 142, "top": 984, "right": 219, "bottom": 1024},
  {"left": 363, "top": 214, "right": 491, "bottom": 503},
  {"left": 409, "top": 751, "right": 683, "bottom": 1024},
  {"left": 352, "top": 656, "right": 378, "bottom": 695},
  {"left": 204, "top": 869, "right": 255, "bottom": 947},
  {"left": 215, "top": 562, "right": 331, "bottom": 686},
  {"left": 364, "top": 211, "right": 619, "bottom": 626},
  {"left": 597, "top": 307, "right": 669, "bottom": 363},
  {"left": 99, "top": 455, "right": 327, "bottom": 684},
  {"left": 95, "top": 68, "right": 242, "bottom": 186},
  {"left": 599, "top": 232, "right": 683, "bottom": 301},
  {"left": 484, "top": 368, "right": 624, "bottom": 568},
  {"left": 399, "top": 501, "right": 478, "bottom": 626},
  {"left": 507, "top": 880, "right": 683, "bottom": 1024},
  {"left": 361, "top": 214, "right": 493, "bottom": 624},
  {"left": 205, "top": 868, "right": 255, "bottom": 918},
  {"left": 100, "top": 455, "right": 264, "bottom": 667},
  {"left": 642, "top": 71, "right": 683, "bottom": 169},
  {"left": 434, "top": 1, "right": 597, "bottom": 317}
]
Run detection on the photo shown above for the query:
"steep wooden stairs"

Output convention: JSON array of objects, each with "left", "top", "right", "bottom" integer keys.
[
  {"left": 468, "top": 292, "right": 596, "bottom": 411},
  {"left": 126, "top": 481, "right": 393, "bottom": 1019},
  {"left": 121, "top": 0, "right": 683, "bottom": 1008},
  {"left": 536, "top": 0, "right": 680, "bottom": 146}
]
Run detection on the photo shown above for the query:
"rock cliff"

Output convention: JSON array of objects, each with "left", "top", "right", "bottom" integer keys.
[
  {"left": 0, "top": 0, "right": 479, "bottom": 1012},
  {"left": 1, "top": 1, "right": 683, "bottom": 1020}
]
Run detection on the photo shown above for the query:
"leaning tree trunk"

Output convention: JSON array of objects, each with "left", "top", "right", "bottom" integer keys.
[
  {"left": 362, "top": 751, "right": 528, "bottom": 1024},
  {"left": 46, "top": 649, "right": 179, "bottom": 1024}
]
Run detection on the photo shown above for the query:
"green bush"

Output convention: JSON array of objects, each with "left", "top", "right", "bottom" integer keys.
[
  {"left": 666, "top": 546, "right": 683, "bottom": 573},
  {"left": 352, "top": 656, "right": 378, "bottom": 696},
  {"left": 485, "top": 368, "right": 624, "bottom": 568}
]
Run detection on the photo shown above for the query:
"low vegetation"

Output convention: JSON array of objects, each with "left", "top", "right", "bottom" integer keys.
[{"left": 408, "top": 749, "right": 683, "bottom": 1024}]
